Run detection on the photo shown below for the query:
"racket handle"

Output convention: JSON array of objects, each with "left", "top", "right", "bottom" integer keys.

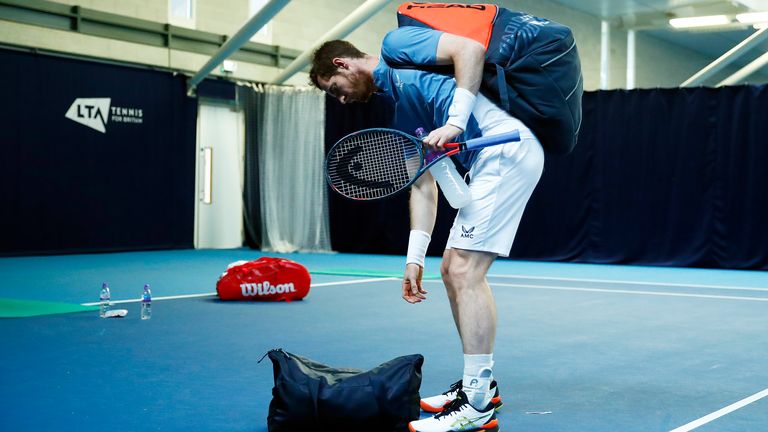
[{"left": 464, "top": 130, "right": 521, "bottom": 150}]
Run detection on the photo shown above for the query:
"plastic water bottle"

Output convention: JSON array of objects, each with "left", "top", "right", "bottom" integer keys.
[
  {"left": 416, "top": 128, "right": 472, "bottom": 209},
  {"left": 141, "top": 284, "right": 152, "bottom": 320},
  {"left": 99, "top": 282, "right": 111, "bottom": 318}
]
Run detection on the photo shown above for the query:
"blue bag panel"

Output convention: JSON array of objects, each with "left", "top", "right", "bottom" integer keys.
[{"left": 484, "top": 9, "right": 583, "bottom": 154}]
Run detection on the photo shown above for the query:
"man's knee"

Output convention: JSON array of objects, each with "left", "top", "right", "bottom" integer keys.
[
  {"left": 441, "top": 259, "right": 470, "bottom": 288},
  {"left": 441, "top": 249, "right": 496, "bottom": 287},
  {"left": 441, "top": 252, "right": 478, "bottom": 287},
  {"left": 440, "top": 258, "right": 453, "bottom": 281}
]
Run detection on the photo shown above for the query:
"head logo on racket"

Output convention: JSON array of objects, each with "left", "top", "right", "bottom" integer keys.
[
  {"left": 336, "top": 144, "right": 394, "bottom": 191},
  {"left": 325, "top": 128, "right": 520, "bottom": 201}
]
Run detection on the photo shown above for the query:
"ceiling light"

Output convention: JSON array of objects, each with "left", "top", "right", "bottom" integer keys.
[
  {"left": 755, "top": 22, "right": 768, "bottom": 29},
  {"left": 669, "top": 15, "right": 730, "bottom": 28},
  {"left": 737, "top": 12, "right": 768, "bottom": 23}
]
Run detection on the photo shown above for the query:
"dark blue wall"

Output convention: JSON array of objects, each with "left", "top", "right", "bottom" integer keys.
[
  {"left": 0, "top": 49, "right": 198, "bottom": 255},
  {"left": 325, "top": 87, "right": 768, "bottom": 270}
]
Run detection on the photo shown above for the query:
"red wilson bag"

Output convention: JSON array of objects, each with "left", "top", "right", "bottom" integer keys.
[{"left": 216, "top": 257, "right": 311, "bottom": 301}]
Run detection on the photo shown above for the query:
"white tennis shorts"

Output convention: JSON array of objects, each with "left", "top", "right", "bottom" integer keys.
[{"left": 445, "top": 95, "right": 545, "bottom": 257}]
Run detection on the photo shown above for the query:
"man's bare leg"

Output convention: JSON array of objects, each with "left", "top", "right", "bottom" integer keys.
[{"left": 441, "top": 248, "right": 498, "bottom": 409}]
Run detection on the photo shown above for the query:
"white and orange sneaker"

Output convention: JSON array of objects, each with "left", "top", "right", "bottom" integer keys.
[
  {"left": 420, "top": 380, "right": 503, "bottom": 414},
  {"left": 409, "top": 390, "right": 499, "bottom": 432}
]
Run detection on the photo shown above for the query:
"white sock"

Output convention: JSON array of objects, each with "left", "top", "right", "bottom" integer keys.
[
  {"left": 463, "top": 353, "right": 494, "bottom": 377},
  {"left": 462, "top": 354, "right": 494, "bottom": 410}
]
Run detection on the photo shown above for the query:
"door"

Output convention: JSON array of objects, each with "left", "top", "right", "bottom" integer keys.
[{"left": 194, "top": 103, "right": 244, "bottom": 248}]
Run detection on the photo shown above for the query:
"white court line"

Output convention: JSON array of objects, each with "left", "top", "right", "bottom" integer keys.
[
  {"left": 487, "top": 274, "right": 768, "bottom": 292},
  {"left": 669, "top": 388, "right": 768, "bottom": 432},
  {"left": 82, "top": 292, "right": 217, "bottom": 306},
  {"left": 424, "top": 280, "right": 768, "bottom": 302},
  {"left": 80, "top": 277, "right": 397, "bottom": 306},
  {"left": 312, "top": 277, "right": 398, "bottom": 287}
]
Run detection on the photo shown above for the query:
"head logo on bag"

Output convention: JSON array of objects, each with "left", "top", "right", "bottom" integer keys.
[
  {"left": 216, "top": 257, "right": 311, "bottom": 301},
  {"left": 397, "top": 2, "right": 498, "bottom": 49}
]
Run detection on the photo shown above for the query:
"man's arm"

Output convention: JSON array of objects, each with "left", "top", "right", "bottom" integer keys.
[
  {"left": 403, "top": 172, "right": 438, "bottom": 303},
  {"left": 410, "top": 171, "right": 438, "bottom": 233},
  {"left": 434, "top": 32, "right": 485, "bottom": 94},
  {"left": 423, "top": 32, "right": 487, "bottom": 149},
  {"left": 381, "top": 28, "right": 484, "bottom": 148}
]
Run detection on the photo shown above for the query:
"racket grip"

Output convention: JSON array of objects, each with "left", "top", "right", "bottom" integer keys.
[{"left": 464, "top": 130, "right": 521, "bottom": 150}]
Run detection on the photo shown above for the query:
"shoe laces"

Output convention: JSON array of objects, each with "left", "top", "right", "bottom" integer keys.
[
  {"left": 435, "top": 392, "right": 469, "bottom": 419},
  {"left": 442, "top": 380, "right": 462, "bottom": 396}
]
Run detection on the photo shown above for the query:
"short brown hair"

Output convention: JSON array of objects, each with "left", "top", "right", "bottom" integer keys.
[{"left": 309, "top": 40, "right": 366, "bottom": 88}]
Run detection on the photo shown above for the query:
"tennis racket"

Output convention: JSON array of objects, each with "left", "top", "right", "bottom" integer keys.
[{"left": 325, "top": 128, "right": 520, "bottom": 200}]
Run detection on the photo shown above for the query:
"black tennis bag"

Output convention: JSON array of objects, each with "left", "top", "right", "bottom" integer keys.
[
  {"left": 266, "top": 349, "right": 423, "bottom": 432},
  {"left": 482, "top": 8, "right": 583, "bottom": 155},
  {"left": 397, "top": 3, "right": 583, "bottom": 155}
]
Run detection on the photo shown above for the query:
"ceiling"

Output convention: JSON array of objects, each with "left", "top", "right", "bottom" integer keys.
[{"left": 549, "top": 0, "right": 768, "bottom": 81}]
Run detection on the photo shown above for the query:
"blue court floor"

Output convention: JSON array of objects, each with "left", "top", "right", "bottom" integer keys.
[{"left": 1, "top": 249, "right": 767, "bottom": 431}]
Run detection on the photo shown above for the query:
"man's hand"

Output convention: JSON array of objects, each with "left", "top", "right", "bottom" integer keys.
[
  {"left": 402, "top": 263, "right": 428, "bottom": 303},
  {"left": 422, "top": 124, "right": 463, "bottom": 150}
]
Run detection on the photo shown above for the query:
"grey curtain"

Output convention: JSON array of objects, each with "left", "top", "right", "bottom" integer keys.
[{"left": 246, "top": 84, "right": 331, "bottom": 253}]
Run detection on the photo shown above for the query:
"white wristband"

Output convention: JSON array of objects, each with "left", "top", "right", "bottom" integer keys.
[
  {"left": 446, "top": 87, "right": 477, "bottom": 131},
  {"left": 406, "top": 230, "right": 431, "bottom": 267}
]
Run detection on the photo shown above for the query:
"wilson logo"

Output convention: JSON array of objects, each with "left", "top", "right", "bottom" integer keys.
[
  {"left": 460, "top": 225, "right": 475, "bottom": 239},
  {"left": 240, "top": 281, "right": 296, "bottom": 297}
]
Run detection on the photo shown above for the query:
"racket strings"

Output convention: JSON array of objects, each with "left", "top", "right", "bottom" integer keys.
[{"left": 327, "top": 131, "right": 421, "bottom": 199}]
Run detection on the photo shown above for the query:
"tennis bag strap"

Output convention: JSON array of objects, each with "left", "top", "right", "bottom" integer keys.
[
  {"left": 397, "top": 2, "right": 583, "bottom": 155},
  {"left": 265, "top": 349, "right": 423, "bottom": 432}
]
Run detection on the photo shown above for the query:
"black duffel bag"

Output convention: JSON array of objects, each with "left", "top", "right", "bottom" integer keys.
[{"left": 265, "top": 349, "right": 423, "bottom": 432}]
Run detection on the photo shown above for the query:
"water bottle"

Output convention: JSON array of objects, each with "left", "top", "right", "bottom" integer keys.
[
  {"left": 141, "top": 284, "right": 152, "bottom": 320},
  {"left": 99, "top": 282, "right": 111, "bottom": 318},
  {"left": 416, "top": 128, "right": 472, "bottom": 209}
]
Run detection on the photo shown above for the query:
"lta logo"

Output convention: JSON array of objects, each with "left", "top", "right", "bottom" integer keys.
[
  {"left": 64, "top": 98, "right": 143, "bottom": 133},
  {"left": 65, "top": 98, "right": 111, "bottom": 133}
]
